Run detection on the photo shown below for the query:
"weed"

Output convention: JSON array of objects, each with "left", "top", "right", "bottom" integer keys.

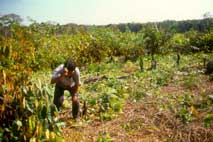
[
  {"left": 97, "top": 133, "right": 113, "bottom": 142},
  {"left": 183, "top": 75, "right": 199, "bottom": 89}
]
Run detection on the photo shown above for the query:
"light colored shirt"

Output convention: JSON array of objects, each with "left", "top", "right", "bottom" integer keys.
[{"left": 51, "top": 64, "right": 81, "bottom": 87}]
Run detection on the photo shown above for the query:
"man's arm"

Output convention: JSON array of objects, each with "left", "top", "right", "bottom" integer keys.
[
  {"left": 51, "top": 65, "right": 67, "bottom": 84},
  {"left": 71, "top": 67, "right": 81, "bottom": 94},
  {"left": 51, "top": 74, "right": 63, "bottom": 84}
]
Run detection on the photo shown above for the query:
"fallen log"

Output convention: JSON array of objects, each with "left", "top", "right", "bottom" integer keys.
[
  {"left": 83, "top": 75, "right": 108, "bottom": 84},
  {"left": 83, "top": 74, "right": 131, "bottom": 84},
  {"left": 116, "top": 74, "right": 130, "bottom": 79}
]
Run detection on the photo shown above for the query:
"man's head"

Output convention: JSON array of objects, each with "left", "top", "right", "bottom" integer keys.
[{"left": 64, "top": 59, "right": 76, "bottom": 76}]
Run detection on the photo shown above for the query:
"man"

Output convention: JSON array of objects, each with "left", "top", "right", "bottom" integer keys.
[{"left": 51, "top": 59, "right": 81, "bottom": 119}]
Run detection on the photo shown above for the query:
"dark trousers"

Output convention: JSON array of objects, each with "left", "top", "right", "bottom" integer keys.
[{"left": 53, "top": 84, "right": 80, "bottom": 118}]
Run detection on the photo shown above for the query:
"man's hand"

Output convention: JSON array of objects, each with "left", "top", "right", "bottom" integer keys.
[{"left": 69, "top": 85, "right": 79, "bottom": 95}]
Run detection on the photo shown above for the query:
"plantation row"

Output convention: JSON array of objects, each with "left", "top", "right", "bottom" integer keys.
[{"left": 0, "top": 18, "right": 212, "bottom": 141}]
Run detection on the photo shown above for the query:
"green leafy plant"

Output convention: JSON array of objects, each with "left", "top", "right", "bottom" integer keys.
[
  {"left": 97, "top": 133, "right": 113, "bottom": 142},
  {"left": 204, "top": 113, "right": 213, "bottom": 128},
  {"left": 183, "top": 75, "right": 199, "bottom": 89},
  {"left": 176, "top": 94, "right": 194, "bottom": 123}
]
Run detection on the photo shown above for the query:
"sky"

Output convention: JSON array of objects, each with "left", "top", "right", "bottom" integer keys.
[{"left": 0, "top": 0, "right": 213, "bottom": 25}]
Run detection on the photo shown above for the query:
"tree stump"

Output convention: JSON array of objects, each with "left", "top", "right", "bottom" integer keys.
[{"left": 205, "top": 60, "right": 213, "bottom": 74}]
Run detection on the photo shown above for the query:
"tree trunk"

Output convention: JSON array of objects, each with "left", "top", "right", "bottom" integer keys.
[
  {"left": 151, "top": 54, "right": 156, "bottom": 69},
  {"left": 203, "top": 58, "right": 207, "bottom": 68},
  {"left": 139, "top": 56, "right": 144, "bottom": 72},
  {"left": 177, "top": 53, "right": 180, "bottom": 66}
]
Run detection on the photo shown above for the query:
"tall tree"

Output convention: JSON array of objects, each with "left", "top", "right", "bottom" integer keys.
[
  {"left": 0, "top": 13, "right": 23, "bottom": 26},
  {"left": 143, "top": 25, "right": 166, "bottom": 69},
  {"left": 203, "top": 12, "right": 213, "bottom": 33}
]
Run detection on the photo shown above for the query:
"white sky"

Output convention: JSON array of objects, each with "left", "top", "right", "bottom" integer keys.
[{"left": 0, "top": 0, "right": 213, "bottom": 25}]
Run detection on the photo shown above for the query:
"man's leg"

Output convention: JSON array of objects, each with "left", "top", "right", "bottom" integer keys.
[
  {"left": 72, "top": 93, "right": 80, "bottom": 119},
  {"left": 53, "top": 85, "right": 64, "bottom": 111}
]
